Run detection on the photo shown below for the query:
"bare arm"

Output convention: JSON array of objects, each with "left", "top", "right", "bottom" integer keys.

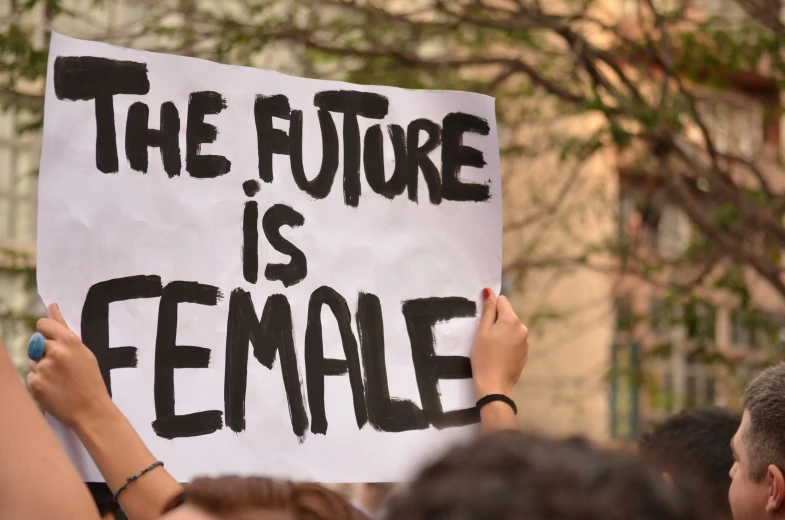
[
  {"left": 0, "top": 337, "right": 100, "bottom": 520},
  {"left": 477, "top": 400, "right": 519, "bottom": 434},
  {"left": 471, "top": 288, "right": 529, "bottom": 434},
  {"left": 28, "top": 304, "right": 183, "bottom": 520},
  {"left": 73, "top": 400, "right": 184, "bottom": 520}
]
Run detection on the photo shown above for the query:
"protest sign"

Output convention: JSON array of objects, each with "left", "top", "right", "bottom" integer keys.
[{"left": 37, "top": 32, "right": 502, "bottom": 482}]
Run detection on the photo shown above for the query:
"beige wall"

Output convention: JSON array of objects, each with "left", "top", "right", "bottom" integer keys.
[{"left": 502, "top": 107, "right": 618, "bottom": 442}]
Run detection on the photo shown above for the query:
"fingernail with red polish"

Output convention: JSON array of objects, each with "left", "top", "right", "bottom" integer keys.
[{"left": 482, "top": 288, "right": 491, "bottom": 299}]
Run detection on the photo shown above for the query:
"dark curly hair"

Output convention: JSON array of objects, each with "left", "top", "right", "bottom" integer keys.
[
  {"left": 385, "top": 430, "right": 709, "bottom": 520},
  {"left": 639, "top": 406, "right": 739, "bottom": 519}
]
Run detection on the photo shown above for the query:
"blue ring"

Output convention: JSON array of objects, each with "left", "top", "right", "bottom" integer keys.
[{"left": 28, "top": 332, "right": 46, "bottom": 361}]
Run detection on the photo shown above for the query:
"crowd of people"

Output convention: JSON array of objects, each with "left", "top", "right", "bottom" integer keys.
[{"left": 1, "top": 287, "right": 783, "bottom": 520}]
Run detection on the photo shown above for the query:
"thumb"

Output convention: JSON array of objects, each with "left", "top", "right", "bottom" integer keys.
[
  {"left": 48, "top": 303, "right": 70, "bottom": 329},
  {"left": 478, "top": 288, "right": 498, "bottom": 330}
]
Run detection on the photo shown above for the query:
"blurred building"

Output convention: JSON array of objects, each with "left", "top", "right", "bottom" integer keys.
[
  {"left": 512, "top": 0, "right": 785, "bottom": 446},
  {"left": 611, "top": 0, "right": 785, "bottom": 440},
  {"left": 0, "top": 3, "right": 44, "bottom": 372}
]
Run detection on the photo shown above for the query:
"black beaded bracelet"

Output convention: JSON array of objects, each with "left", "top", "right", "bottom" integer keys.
[
  {"left": 113, "top": 461, "right": 164, "bottom": 502},
  {"left": 476, "top": 394, "right": 518, "bottom": 415}
]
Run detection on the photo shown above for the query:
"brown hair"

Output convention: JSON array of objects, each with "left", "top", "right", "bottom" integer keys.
[
  {"left": 742, "top": 362, "right": 785, "bottom": 480},
  {"left": 385, "top": 430, "right": 709, "bottom": 520},
  {"left": 167, "top": 477, "right": 367, "bottom": 520}
]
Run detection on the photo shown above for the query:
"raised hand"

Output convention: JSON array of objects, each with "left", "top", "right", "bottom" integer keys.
[
  {"left": 27, "top": 303, "right": 112, "bottom": 429},
  {"left": 470, "top": 288, "right": 529, "bottom": 432},
  {"left": 26, "top": 303, "right": 183, "bottom": 520},
  {"left": 471, "top": 288, "right": 529, "bottom": 399}
]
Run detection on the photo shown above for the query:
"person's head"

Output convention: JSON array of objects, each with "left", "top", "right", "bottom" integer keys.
[
  {"left": 730, "top": 363, "right": 785, "bottom": 520},
  {"left": 87, "top": 482, "right": 121, "bottom": 520},
  {"left": 364, "top": 483, "right": 394, "bottom": 495},
  {"left": 160, "top": 476, "right": 367, "bottom": 520},
  {"left": 639, "top": 406, "right": 740, "bottom": 519},
  {"left": 351, "top": 483, "right": 396, "bottom": 516},
  {"left": 385, "top": 430, "right": 708, "bottom": 520}
]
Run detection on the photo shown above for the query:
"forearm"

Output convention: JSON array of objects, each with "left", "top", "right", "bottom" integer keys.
[
  {"left": 475, "top": 382, "right": 518, "bottom": 434},
  {"left": 478, "top": 401, "right": 518, "bottom": 434},
  {"left": 74, "top": 402, "right": 183, "bottom": 520},
  {"left": 0, "top": 344, "right": 100, "bottom": 520}
]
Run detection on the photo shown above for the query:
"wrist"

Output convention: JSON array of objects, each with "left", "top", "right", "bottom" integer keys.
[
  {"left": 73, "top": 396, "right": 120, "bottom": 440},
  {"left": 474, "top": 382, "right": 514, "bottom": 400},
  {"left": 478, "top": 400, "right": 518, "bottom": 433}
]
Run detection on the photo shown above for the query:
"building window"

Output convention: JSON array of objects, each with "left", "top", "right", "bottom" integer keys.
[
  {"left": 647, "top": 358, "right": 718, "bottom": 414},
  {"left": 685, "top": 374, "right": 697, "bottom": 408},
  {"left": 682, "top": 370, "right": 718, "bottom": 408},
  {"left": 656, "top": 205, "right": 690, "bottom": 257},
  {"left": 731, "top": 309, "right": 785, "bottom": 350},
  {"left": 706, "top": 377, "right": 716, "bottom": 404},
  {"left": 663, "top": 372, "right": 675, "bottom": 411},
  {"left": 619, "top": 191, "right": 660, "bottom": 242},
  {"left": 619, "top": 189, "right": 690, "bottom": 257},
  {"left": 615, "top": 297, "right": 635, "bottom": 337},
  {"left": 758, "top": 313, "right": 785, "bottom": 350},
  {"left": 731, "top": 309, "right": 754, "bottom": 347},
  {"left": 685, "top": 351, "right": 719, "bottom": 408},
  {"left": 647, "top": 367, "right": 675, "bottom": 413},
  {"left": 649, "top": 297, "right": 671, "bottom": 335},
  {"left": 684, "top": 301, "right": 716, "bottom": 341},
  {"left": 610, "top": 341, "right": 640, "bottom": 441}
]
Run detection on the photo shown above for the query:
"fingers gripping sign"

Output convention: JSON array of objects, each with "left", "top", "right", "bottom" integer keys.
[
  {"left": 36, "top": 303, "right": 72, "bottom": 340},
  {"left": 27, "top": 302, "right": 67, "bottom": 369},
  {"left": 470, "top": 288, "right": 529, "bottom": 400},
  {"left": 48, "top": 301, "right": 69, "bottom": 328},
  {"left": 470, "top": 288, "right": 529, "bottom": 433},
  {"left": 27, "top": 303, "right": 113, "bottom": 429},
  {"left": 478, "top": 287, "right": 498, "bottom": 330}
]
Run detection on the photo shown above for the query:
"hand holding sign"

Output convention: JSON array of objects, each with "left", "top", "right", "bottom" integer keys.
[
  {"left": 470, "top": 289, "right": 529, "bottom": 400},
  {"left": 470, "top": 289, "right": 528, "bottom": 433},
  {"left": 28, "top": 304, "right": 113, "bottom": 430},
  {"left": 29, "top": 307, "right": 184, "bottom": 520}
]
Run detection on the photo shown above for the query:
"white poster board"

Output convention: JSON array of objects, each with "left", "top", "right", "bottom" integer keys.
[{"left": 37, "top": 32, "right": 502, "bottom": 483}]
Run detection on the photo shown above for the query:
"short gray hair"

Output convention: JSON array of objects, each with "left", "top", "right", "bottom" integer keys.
[{"left": 742, "top": 362, "right": 785, "bottom": 480}]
